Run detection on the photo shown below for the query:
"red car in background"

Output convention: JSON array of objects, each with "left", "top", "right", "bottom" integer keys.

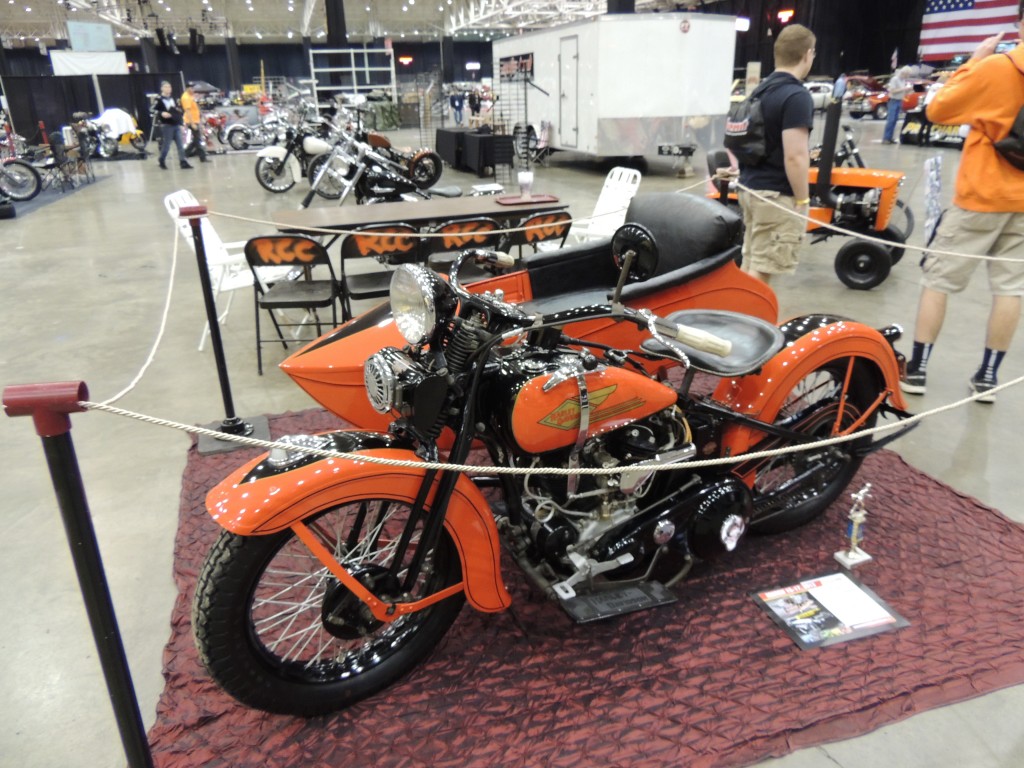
[{"left": 846, "top": 75, "right": 933, "bottom": 120}]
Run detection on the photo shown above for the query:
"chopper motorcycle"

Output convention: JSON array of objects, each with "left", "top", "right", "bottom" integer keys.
[{"left": 192, "top": 212, "right": 912, "bottom": 716}]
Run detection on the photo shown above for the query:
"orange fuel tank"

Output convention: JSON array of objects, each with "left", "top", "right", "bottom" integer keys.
[{"left": 510, "top": 367, "right": 677, "bottom": 454}]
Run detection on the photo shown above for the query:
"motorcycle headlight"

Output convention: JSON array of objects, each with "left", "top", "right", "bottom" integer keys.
[{"left": 390, "top": 265, "right": 453, "bottom": 346}]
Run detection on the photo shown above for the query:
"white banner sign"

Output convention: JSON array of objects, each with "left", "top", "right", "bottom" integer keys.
[{"left": 50, "top": 51, "right": 128, "bottom": 76}]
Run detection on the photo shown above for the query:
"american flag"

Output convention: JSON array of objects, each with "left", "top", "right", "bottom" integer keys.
[{"left": 919, "top": 0, "right": 1021, "bottom": 61}]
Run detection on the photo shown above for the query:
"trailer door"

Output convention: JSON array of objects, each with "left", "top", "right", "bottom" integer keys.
[{"left": 559, "top": 35, "right": 578, "bottom": 148}]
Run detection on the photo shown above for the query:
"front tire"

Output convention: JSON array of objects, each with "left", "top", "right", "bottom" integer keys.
[
  {"left": 834, "top": 239, "right": 892, "bottom": 290},
  {"left": 192, "top": 499, "right": 465, "bottom": 716},
  {"left": 98, "top": 136, "right": 119, "bottom": 158},
  {"left": 874, "top": 104, "right": 889, "bottom": 121},
  {"left": 255, "top": 156, "right": 296, "bottom": 193},
  {"left": 747, "top": 357, "right": 878, "bottom": 534},
  {"left": 307, "top": 153, "right": 353, "bottom": 199},
  {"left": 130, "top": 134, "right": 147, "bottom": 152},
  {"left": 228, "top": 128, "right": 251, "bottom": 151}
]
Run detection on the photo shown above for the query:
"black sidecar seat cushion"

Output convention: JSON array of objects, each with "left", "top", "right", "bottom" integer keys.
[
  {"left": 626, "top": 192, "right": 743, "bottom": 275},
  {"left": 521, "top": 237, "right": 616, "bottom": 299},
  {"left": 640, "top": 309, "right": 785, "bottom": 377}
]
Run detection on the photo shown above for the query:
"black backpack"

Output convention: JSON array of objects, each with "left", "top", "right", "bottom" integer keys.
[
  {"left": 724, "top": 77, "right": 776, "bottom": 166},
  {"left": 993, "top": 54, "right": 1024, "bottom": 171}
]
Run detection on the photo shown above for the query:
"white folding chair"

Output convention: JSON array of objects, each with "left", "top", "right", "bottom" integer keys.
[
  {"left": 164, "top": 190, "right": 291, "bottom": 351},
  {"left": 567, "top": 166, "right": 643, "bottom": 243}
]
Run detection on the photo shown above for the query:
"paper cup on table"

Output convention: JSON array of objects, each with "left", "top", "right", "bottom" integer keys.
[{"left": 517, "top": 171, "right": 534, "bottom": 200}]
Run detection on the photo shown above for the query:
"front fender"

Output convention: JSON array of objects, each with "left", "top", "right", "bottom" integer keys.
[
  {"left": 714, "top": 319, "right": 908, "bottom": 456},
  {"left": 206, "top": 434, "right": 511, "bottom": 613},
  {"left": 257, "top": 145, "right": 300, "bottom": 177}
]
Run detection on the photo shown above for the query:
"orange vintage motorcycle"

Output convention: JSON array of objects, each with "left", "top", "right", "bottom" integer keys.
[{"left": 192, "top": 219, "right": 913, "bottom": 716}]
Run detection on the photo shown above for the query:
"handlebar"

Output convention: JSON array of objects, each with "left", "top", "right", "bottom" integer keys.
[{"left": 452, "top": 250, "right": 733, "bottom": 359}]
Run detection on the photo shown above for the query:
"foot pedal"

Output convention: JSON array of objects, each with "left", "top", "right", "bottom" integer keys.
[{"left": 558, "top": 582, "right": 677, "bottom": 623}]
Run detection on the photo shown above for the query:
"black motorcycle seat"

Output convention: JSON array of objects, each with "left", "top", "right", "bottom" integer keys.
[
  {"left": 640, "top": 310, "right": 785, "bottom": 377},
  {"left": 429, "top": 185, "right": 463, "bottom": 198},
  {"left": 625, "top": 193, "right": 742, "bottom": 274}
]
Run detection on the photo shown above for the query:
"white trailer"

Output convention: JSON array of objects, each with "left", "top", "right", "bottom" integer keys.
[{"left": 492, "top": 13, "right": 736, "bottom": 158}]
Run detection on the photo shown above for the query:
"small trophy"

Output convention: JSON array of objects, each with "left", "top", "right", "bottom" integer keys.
[{"left": 835, "top": 483, "right": 873, "bottom": 568}]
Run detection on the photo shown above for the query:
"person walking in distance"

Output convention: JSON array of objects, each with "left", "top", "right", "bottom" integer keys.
[
  {"left": 901, "top": 4, "right": 1024, "bottom": 404},
  {"left": 736, "top": 24, "right": 816, "bottom": 285},
  {"left": 181, "top": 83, "right": 209, "bottom": 163},
  {"left": 155, "top": 81, "right": 191, "bottom": 170},
  {"left": 882, "top": 66, "right": 912, "bottom": 144}
]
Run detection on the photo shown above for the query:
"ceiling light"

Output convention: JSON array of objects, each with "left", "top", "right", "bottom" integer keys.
[
  {"left": 255, "top": 31, "right": 262, "bottom": 39},
  {"left": 402, "top": 4, "right": 407, "bottom": 10},
  {"left": 25, "top": 6, "right": 31, "bottom": 11},
  {"left": 286, "top": 30, "right": 293, "bottom": 38}
]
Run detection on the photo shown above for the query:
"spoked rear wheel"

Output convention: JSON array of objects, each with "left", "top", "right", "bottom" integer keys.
[
  {"left": 747, "top": 357, "right": 878, "bottom": 534},
  {"left": 192, "top": 498, "right": 464, "bottom": 716}
]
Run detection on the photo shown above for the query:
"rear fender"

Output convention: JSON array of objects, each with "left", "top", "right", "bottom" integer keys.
[
  {"left": 713, "top": 320, "right": 907, "bottom": 457},
  {"left": 206, "top": 436, "right": 511, "bottom": 614}
]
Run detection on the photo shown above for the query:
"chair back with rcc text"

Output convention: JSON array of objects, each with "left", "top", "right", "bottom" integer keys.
[
  {"left": 426, "top": 217, "right": 503, "bottom": 280},
  {"left": 244, "top": 235, "right": 342, "bottom": 374},
  {"left": 502, "top": 210, "right": 572, "bottom": 257},
  {"left": 338, "top": 223, "right": 422, "bottom": 319}
]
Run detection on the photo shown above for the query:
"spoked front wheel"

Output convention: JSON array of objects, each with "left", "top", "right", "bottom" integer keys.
[
  {"left": 192, "top": 498, "right": 465, "bottom": 716},
  {"left": 747, "top": 357, "right": 878, "bottom": 534},
  {"left": 0, "top": 160, "right": 42, "bottom": 201},
  {"left": 255, "top": 156, "right": 296, "bottom": 193}
]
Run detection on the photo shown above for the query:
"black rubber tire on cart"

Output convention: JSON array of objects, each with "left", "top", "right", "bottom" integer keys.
[{"left": 834, "top": 239, "right": 892, "bottom": 290}]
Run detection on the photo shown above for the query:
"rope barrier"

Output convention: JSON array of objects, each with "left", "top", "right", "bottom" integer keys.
[
  {"left": 79, "top": 373, "right": 1024, "bottom": 477},
  {"left": 98, "top": 224, "right": 180, "bottom": 406}
]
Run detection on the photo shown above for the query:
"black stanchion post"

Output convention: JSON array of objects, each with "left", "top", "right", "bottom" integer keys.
[
  {"left": 3, "top": 381, "right": 154, "bottom": 768},
  {"left": 179, "top": 205, "right": 254, "bottom": 439}
]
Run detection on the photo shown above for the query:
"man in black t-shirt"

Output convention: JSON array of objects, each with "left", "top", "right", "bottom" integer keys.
[{"left": 737, "top": 24, "right": 816, "bottom": 284}]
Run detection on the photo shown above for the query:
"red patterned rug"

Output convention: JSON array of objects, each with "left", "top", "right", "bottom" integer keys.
[{"left": 149, "top": 409, "right": 1024, "bottom": 768}]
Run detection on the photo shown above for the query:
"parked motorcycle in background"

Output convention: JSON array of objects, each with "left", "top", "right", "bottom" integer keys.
[
  {"left": 254, "top": 101, "right": 338, "bottom": 193},
  {"left": 72, "top": 109, "right": 146, "bottom": 158}
]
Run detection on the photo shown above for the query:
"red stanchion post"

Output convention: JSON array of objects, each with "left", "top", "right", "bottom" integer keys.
[{"left": 3, "top": 381, "right": 154, "bottom": 768}]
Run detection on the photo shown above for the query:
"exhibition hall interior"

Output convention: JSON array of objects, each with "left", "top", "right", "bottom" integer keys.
[{"left": 2, "top": 0, "right": 1023, "bottom": 766}]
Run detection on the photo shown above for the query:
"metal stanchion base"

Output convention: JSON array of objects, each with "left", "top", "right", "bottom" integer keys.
[{"left": 197, "top": 415, "right": 271, "bottom": 455}]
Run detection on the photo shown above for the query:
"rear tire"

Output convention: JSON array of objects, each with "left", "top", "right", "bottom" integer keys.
[
  {"left": 130, "top": 134, "right": 147, "bottom": 152},
  {"left": 192, "top": 499, "right": 464, "bottom": 716},
  {"left": 408, "top": 150, "right": 443, "bottom": 189},
  {"left": 747, "top": 358, "right": 878, "bottom": 534},
  {"left": 0, "top": 160, "right": 42, "bottom": 201}
]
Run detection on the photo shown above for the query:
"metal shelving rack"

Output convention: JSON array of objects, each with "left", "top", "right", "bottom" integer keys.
[{"left": 308, "top": 47, "right": 398, "bottom": 108}]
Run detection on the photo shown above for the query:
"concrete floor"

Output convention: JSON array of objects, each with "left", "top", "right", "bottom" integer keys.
[{"left": 1, "top": 118, "right": 1021, "bottom": 767}]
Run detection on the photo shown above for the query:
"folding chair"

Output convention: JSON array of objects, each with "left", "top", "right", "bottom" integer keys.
[
  {"left": 244, "top": 235, "right": 343, "bottom": 375},
  {"left": 31, "top": 132, "right": 78, "bottom": 192},
  {"left": 164, "top": 189, "right": 293, "bottom": 351},
  {"left": 426, "top": 217, "right": 502, "bottom": 281},
  {"left": 565, "top": 166, "right": 642, "bottom": 243},
  {"left": 338, "top": 224, "right": 422, "bottom": 320},
  {"left": 503, "top": 210, "right": 572, "bottom": 257}
]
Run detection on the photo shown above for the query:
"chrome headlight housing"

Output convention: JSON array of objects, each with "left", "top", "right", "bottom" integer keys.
[{"left": 390, "top": 264, "right": 454, "bottom": 346}]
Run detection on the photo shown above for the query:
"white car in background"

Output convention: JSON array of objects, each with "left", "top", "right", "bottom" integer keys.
[{"left": 804, "top": 80, "right": 834, "bottom": 111}]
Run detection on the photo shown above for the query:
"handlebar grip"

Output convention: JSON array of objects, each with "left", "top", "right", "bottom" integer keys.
[
  {"left": 491, "top": 251, "right": 515, "bottom": 268},
  {"left": 671, "top": 323, "right": 732, "bottom": 358}
]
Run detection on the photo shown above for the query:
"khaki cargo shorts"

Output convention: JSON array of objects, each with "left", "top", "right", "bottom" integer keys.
[
  {"left": 738, "top": 189, "right": 806, "bottom": 275},
  {"left": 922, "top": 205, "right": 1024, "bottom": 295}
]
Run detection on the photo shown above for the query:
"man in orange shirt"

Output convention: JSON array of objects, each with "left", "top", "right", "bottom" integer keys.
[
  {"left": 901, "top": 4, "right": 1024, "bottom": 403},
  {"left": 181, "top": 83, "right": 209, "bottom": 163}
]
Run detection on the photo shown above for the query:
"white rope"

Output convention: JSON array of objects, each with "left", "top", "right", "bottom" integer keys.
[
  {"left": 97, "top": 224, "right": 180, "bottom": 406},
  {"left": 727, "top": 175, "right": 1024, "bottom": 263},
  {"left": 79, "top": 373, "right": 1023, "bottom": 476}
]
